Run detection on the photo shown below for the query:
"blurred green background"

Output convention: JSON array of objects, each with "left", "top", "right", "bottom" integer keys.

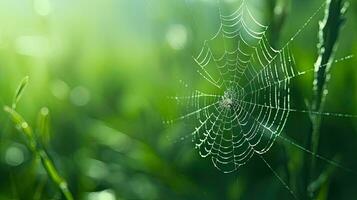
[{"left": 0, "top": 0, "right": 356, "bottom": 199}]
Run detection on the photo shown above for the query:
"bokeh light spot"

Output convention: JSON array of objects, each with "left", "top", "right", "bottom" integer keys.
[
  {"left": 4, "top": 146, "right": 24, "bottom": 167},
  {"left": 34, "top": 0, "right": 52, "bottom": 16},
  {"left": 70, "top": 86, "right": 91, "bottom": 106},
  {"left": 166, "top": 24, "right": 188, "bottom": 50},
  {"left": 87, "top": 189, "right": 115, "bottom": 200},
  {"left": 51, "top": 80, "right": 70, "bottom": 100}
]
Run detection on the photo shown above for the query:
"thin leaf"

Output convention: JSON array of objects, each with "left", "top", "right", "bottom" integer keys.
[
  {"left": 4, "top": 106, "right": 37, "bottom": 151},
  {"left": 4, "top": 106, "right": 73, "bottom": 200},
  {"left": 12, "top": 76, "right": 29, "bottom": 110},
  {"left": 37, "top": 107, "right": 51, "bottom": 147},
  {"left": 307, "top": 0, "right": 348, "bottom": 199}
]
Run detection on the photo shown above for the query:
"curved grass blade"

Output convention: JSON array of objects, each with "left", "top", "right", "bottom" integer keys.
[
  {"left": 37, "top": 107, "right": 51, "bottom": 147},
  {"left": 12, "top": 76, "right": 29, "bottom": 110}
]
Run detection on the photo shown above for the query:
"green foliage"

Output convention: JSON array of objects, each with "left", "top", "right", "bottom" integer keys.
[
  {"left": 4, "top": 78, "right": 73, "bottom": 200},
  {"left": 36, "top": 107, "right": 51, "bottom": 147},
  {"left": 307, "top": 0, "right": 349, "bottom": 199},
  {"left": 0, "top": 0, "right": 356, "bottom": 199},
  {"left": 12, "top": 76, "right": 29, "bottom": 110}
]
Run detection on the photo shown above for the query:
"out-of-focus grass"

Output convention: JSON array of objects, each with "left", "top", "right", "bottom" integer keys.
[
  {"left": 4, "top": 77, "right": 73, "bottom": 200},
  {"left": 307, "top": 0, "right": 349, "bottom": 199},
  {"left": 0, "top": 0, "right": 356, "bottom": 199}
]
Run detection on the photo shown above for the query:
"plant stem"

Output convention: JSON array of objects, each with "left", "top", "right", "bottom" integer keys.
[
  {"left": 308, "top": 0, "right": 347, "bottom": 198},
  {"left": 38, "top": 149, "right": 74, "bottom": 200},
  {"left": 4, "top": 106, "right": 74, "bottom": 200},
  {"left": 267, "top": 0, "right": 289, "bottom": 48}
]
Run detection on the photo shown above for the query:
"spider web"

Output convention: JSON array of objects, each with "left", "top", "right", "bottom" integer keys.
[{"left": 165, "top": 0, "right": 356, "bottom": 181}]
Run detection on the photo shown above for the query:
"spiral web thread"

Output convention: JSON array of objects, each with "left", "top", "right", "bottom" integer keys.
[{"left": 165, "top": 1, "right": 356, "bottom": 197}]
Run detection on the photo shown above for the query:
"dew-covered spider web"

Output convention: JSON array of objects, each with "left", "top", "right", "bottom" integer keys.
[{"left": 164, "top": 0, "right": 356, "bottom": 198}]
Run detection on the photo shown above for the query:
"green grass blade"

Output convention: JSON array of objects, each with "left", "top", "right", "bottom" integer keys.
[
  {"left": 37, "top": 107, "right": 51, "bottom": 147},
  {"left": 12, "top": 76, "right": 29, "bottom": 110},
  {"left": 4, "top": 106, "right": 37, "bottom": 152}
]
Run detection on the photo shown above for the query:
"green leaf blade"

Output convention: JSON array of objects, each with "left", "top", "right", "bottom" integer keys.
[{"left": 12, "top": 76, "right": 29, "bottom": 110}]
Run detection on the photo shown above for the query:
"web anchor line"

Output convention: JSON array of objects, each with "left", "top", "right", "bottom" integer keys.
[
  {"left": 236, "top": 97, "right": 357, "bottom": 175},
  {"left": 238, "top": 99, "right": 357, "bottom": 118},
  {"left": 259, "top": 155, "right": 299, "bottom": 200},
  {"left": 241, "top": 55, "right": 354, "bottom": 98},
  {"left": 277, "top": 134, "right": 357, "bottom": 175}
]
